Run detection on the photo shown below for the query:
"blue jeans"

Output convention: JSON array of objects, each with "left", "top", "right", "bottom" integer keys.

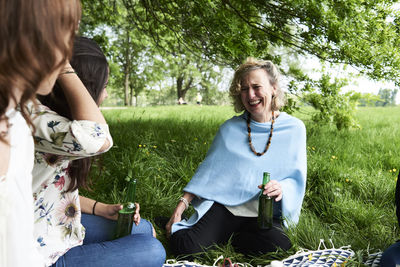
[
  {"left": 381, "top": 241, "right": 400, "bottom": 267},
  {"left": 52, "top": 214, "right": 166, "bottom": 267}
]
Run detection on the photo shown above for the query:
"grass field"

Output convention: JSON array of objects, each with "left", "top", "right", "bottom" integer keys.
[{"left": 82, "top": 105, "right": 400, "bottom": 266}]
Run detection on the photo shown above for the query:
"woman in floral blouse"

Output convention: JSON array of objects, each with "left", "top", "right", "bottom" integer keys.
[{"left": 30, "top": 37, "right": 166, "bottom": 267}]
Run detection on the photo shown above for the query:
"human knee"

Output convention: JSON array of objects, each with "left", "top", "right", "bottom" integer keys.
[
  {"left": 170, "top": 231, "right": 203, "bottom": 256},
  {"left": 233, "top": 230, "right": 292, "bottom": 255},
  {"left": 142, "top": 237, "right": 166, "bottom": 258},
  {"left": 130, "top": 237, "right": 166, "bottom": 266},
  {"left": 121, "top": 235, "right": 166, "bottom": 266},
  {"left": 131, "top": 219, "right": 155, "bottom": 236},
  {"left": 146, "top": 238, "right": 166, "bottom": 266}
]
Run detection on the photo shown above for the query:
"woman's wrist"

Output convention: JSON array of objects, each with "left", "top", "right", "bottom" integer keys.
[
  {"left": 179, "top": 197, "right": 189, "bottom": 210},
  {"left": 59, "top": 62, "right": 76, "bottom": 75},
  {"left": 59, "top": 69, "right": 77, "bottom": 75},
  {"left": 92, "top": 201, "right": 107, "bottom": 217},
  {"left": 175, "top": 201, "right": 186, "bottom": 215},
  {"left": 92, "top": 201, "right": 98, "bottom": 215},
  {"left": 57, "top": 69, "right": 78, "bottom": 84}
]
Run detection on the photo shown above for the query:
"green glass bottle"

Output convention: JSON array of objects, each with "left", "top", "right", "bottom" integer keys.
[
  {"left": 115, "top": 177, "right": 137, "bottom": 239},
  {"left": 258, "top": 172, "right": 273, "bottom": 229}
]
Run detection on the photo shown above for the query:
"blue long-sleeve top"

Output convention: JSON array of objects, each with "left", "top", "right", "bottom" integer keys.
[{"left": 172, "top": 112, "right": 307, "bottom": 234}]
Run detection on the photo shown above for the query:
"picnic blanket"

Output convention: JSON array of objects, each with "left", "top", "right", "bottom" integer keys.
[{"left": 162, "top": 239, "right": 355, "bottom": 267}]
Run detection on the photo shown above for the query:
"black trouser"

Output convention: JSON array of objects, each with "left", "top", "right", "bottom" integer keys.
[{"left": 170, "top": 202, "right": 291, "bottom": 257}]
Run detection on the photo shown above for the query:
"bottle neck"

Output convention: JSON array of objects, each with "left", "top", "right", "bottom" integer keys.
[
  {"left": 262, "top": 173, "right": 270, "bottom": 185},
  {"left": 123, "top": 179, "right": 136, "bottom": 212}
]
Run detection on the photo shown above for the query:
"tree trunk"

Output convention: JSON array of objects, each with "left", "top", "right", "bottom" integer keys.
[
  {"left": 129, "top": 85, "right": 134, "bottom": 106},
  {"left": 181, "top": 77, "right": 193, "bottom": 100},
  {"left": 123, "top": 30, "right": 131, "bottom": 106},
  {"left": 124, "top": 71, "right": 130, "bottom": 106},
  {"left": 177, "top": 75, "right": 184, "bottom": 100},
  {"left": 176, "top": 73, "right": 194, "bottom": 101},
  {"left": 202, "top": 84, "right": 209, "bottom": 105},
  {"left": 132, "top": 95, "right": 137, "bottom": 106}
]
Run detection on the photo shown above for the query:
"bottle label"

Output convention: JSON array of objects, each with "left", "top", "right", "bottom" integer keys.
[{"left": 126, "top": 202, "right": 135, "bottom": 209}]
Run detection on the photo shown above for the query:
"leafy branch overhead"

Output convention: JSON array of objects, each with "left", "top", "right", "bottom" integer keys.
[
  {"left": 119, "top": 0, "right": 400, "bottom": 82},
  {"left": 80, "top": 0, "right": 400, "bottom": 129}
]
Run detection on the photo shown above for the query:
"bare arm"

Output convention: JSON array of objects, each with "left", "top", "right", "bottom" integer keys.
[
  {"left": 79, "top": 195, "right": 141, "bottom": 224},
  {"left": 57, "top": 63, "right": 110, "bottom": 152},
  {"left": 79, "top": 195, "right": 99, "bottom": 214}
]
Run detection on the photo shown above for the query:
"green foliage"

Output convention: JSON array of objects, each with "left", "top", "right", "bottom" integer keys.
[
  {"left": 82, "top": 106, "right": 400, "bottom": 265},
  {"left": 302, "top": 74, "right": 360, "bottom": 130},
  {"left": 79, "top": 0, "right": 227, "bottom": 106},
  {"left": 79, "top": 0, "right": 400, "bottom": 127},
  {"left": 376, "top": 88, "right": 399, "bottom": 106},
  {"left": 119, "top": 0, "right": 400, "bottom": 83},
  {"left": 356, "top": 92, "right": 383, "bottom": 107}
]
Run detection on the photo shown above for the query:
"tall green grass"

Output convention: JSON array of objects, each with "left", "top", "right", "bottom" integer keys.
[{"left": 82, "top": 105, "right": 400, "bottom": 265}]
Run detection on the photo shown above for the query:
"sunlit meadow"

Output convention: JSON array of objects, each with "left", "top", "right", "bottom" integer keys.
[{"left": 82, "top": 105, "right": 400, "bottom": 266}]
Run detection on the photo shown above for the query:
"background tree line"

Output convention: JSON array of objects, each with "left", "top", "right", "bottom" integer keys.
[{"left": 78, "top": 0, "right": 400, "bottom": 129}]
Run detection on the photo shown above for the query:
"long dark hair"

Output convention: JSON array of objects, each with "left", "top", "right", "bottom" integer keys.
[
  {"left": 38, "top": 36, "right": 109, "bottom": 192},
  {"left": 0, "top": 0, "right": 81, "bottom": 143}
]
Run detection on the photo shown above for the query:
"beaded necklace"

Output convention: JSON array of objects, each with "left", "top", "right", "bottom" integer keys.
[{"left": 246, "top": 110, "right": 275, "bottom": 156}]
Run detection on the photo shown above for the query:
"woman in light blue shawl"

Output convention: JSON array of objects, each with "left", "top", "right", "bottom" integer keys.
[{"left": 166, "top": 58, "right": 307, "bottom": 257}]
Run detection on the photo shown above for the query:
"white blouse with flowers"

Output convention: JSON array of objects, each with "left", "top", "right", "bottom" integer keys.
[{"left": 28, "top": 101, "right": 113, "bottom": 267}]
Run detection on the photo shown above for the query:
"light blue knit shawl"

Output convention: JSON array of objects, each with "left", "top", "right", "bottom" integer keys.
[{"left": 172, "top": 112, "right": 307, "bottom": 234}]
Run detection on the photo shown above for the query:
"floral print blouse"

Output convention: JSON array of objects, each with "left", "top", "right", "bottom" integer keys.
[{"left": 28, "top": 101, "right": 113, "bottom": 267}]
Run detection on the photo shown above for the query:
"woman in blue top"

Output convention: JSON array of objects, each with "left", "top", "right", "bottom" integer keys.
[{"left": 165, "top": 58, "right": 307, "bottom": 257}]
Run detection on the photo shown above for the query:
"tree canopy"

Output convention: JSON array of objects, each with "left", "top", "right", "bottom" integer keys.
[
  {"left": 117, "top": 0, "right": 400, "bottom": 81},
  {"left": 80, "top": 0, "right": 400, "bottom": 128}
]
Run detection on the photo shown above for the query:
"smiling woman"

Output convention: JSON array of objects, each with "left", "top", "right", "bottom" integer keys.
[
  {"left": 239, "top": 68, "right": 276, "bottom": 123},
  {"left": 165, "top": 57, "right": 307, "bottom": 259},
  {"left": 229, "top": 58, "right": 285, "bottom": 121}
]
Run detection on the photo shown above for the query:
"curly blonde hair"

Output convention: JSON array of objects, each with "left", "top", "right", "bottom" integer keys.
[{"left": 229, "top": 57, "right": 285, "bottom": 113}]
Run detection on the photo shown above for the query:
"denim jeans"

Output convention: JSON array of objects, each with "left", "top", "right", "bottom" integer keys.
[
  {"left": 381, "top": 241, "right": 400, "bottom": 267},
  {"left": 52, "top": 214, "right": 166, "bottom": 267}
]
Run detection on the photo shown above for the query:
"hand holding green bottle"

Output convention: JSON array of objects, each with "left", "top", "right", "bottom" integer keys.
[
  {"left": 96, "top": 202, "right": 140, "bottom": 223},
  {"left": 258, "top": 172, "right": 283, "bottom": 229},
  {"left": 115, "top": 174, "right": 140, "bottom": 239},
  {"left": 258, "top": 178, "right": 283, "bottom": 201}
]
